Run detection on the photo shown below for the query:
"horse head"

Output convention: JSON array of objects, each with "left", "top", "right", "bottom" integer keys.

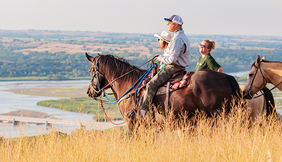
[
  {"left": 86, "top": 53, "right": 107, "bottom": 98},
  {"left": 243, "top": 55, "right": 267, "bottom": 99}
]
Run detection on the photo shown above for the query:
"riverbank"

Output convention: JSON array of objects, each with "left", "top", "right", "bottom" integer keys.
[
  {"left": 0, "top": 109, "right": 54, "bottom": 118},
  {"left": 0, "top": 76, "right": 89, "bottom": 81},
  {"left": 5, "top": 86, "right": 86, "bottom": 98}
]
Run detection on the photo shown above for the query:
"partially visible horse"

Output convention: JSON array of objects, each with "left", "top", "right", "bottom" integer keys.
[
  {"left": 86, "top": 54, "right": 241, "bottom": 132},
  {"left": 243, "top": 55, "right": 282, "bottom": 99}
]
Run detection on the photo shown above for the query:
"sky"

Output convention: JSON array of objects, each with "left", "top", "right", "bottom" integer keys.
[{"left": 1, "top": 0, "right": 282, "bottom": 36}]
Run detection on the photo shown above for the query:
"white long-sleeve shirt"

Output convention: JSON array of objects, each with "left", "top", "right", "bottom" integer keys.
[{"left": 157, "top": 29, "right": 191, "bottom": 67}]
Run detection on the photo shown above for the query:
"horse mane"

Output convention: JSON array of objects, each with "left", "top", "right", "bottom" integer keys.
[
  {"left": 98, "top": 54, "right": 146, "bottom": 82},
  {"left": 260, "top": 87, "right": 275, "bottom": 116},
  {"left": 251, "top": 59, "right": 282, "bottom": 67}
]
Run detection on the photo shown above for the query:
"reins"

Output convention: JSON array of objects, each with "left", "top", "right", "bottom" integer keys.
[
  {"left": 90, "top": 55, "right": 157, "bottom": 125},
  {"left": 95, "top": 57, "right": 155, "bottom": 95},
  {"left": 100, "top": 101, "right": 126, "bottom": 125},
  {"left": 253, "top": 82, "right": 282, "bottom": 98}
]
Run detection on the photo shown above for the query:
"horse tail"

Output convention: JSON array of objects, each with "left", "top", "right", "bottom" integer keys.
[
  {"left": 226, "top": 75, "right": 241, "bottom": 99},
  {"left": 261, "top": 87, "right": 275, "bottom": 116}
]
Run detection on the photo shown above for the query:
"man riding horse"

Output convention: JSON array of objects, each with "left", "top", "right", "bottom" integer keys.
[{"left": 127, "top": 15, "right": 191, "bottom": 119}]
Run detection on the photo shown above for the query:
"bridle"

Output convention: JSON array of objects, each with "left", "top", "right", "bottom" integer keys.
[
  {"left": 89, "top": 56, "right": 126, "bottom": 126},
  {"left": 247, "top": 61, "right": 282, "bottom": 98},
  {"left": 90, "top": 56, "right": 108, "bottom": 95},
  {"left": 89, "top": 55, "right": 155, "bottom": 99},
  {"left": 247, "top": 62, "right": 268, "bottom": 98},
  {"left": 88, "top": 55, "right": 154, "bottom": 125}
]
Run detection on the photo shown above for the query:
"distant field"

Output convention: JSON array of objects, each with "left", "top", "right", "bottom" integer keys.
[
  {"left": 2, "top": 36, "right": 278, "bottom": 57},
  {"left": 1, "top": 29, "right": 282, "bottom": 80}
]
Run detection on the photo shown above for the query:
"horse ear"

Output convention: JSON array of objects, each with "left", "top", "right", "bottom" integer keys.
[
  {"left": 262, "top": 56, "right": 265, "bottom": 60},
  {"left": 256, "top": 55, "right": 261, "bottom": 65},
  {"left": 85, "top": 52, "right": 95, "bottom": 62}
]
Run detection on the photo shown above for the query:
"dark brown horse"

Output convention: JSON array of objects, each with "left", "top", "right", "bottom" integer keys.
[{"left": 86, "top": 54, "right": 241, "bottom": 131}]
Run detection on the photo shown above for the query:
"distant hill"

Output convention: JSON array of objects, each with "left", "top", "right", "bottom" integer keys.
[{"left": 0, "top": 29, "right": 282, "bottom": 80}]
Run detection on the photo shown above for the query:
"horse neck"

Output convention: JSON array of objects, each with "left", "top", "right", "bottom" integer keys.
[
  {"left": 102, "top": 64, "right": 145, "bottom": 99},
  {"left": 261, "top": 62, "right": 282, "bottom": 90}
]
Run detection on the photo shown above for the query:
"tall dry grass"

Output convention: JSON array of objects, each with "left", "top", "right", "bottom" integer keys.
[{"left": 1, "top": 104, "right": 282, "bottom": 162}]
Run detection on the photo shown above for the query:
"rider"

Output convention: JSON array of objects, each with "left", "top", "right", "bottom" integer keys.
[
  {"left": 195, "top": 40, "right": 223, "bottom": 73},
  {"left": 127, "top": 15, "right": 191, "bottom": 119},
  {"left": 154, "top": 31, "right": 172, "bottom": 70}
]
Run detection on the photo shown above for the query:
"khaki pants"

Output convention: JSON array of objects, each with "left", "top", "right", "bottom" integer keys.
[{"left": 138, "top": 64, "right": 185, "bottom": 111}]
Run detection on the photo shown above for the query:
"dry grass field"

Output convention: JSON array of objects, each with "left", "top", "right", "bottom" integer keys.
[{"left": 1, "top": 105, "right": 282, "bottom": 162}]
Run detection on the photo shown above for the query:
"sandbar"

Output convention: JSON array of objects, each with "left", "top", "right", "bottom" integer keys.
[{"left": 0, "top": 110, "right": 54, "bottom": 118}]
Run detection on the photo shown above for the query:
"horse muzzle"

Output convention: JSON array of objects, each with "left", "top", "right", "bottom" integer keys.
[
  {"left": 87, "top": 84, "right": 102, "bottom": 98},
  {"left": 243, "top": 89, "right": 252, "bottom": 99}
]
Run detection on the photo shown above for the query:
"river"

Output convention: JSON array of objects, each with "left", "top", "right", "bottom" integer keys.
[
  {"left": 0, "top": 80, "right": 118, "bottom": 138},
  {"left": 0, "top": 78, "right": 281, "bottom": 138}
]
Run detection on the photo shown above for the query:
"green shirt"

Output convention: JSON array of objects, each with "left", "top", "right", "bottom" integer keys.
[{"left": 195, "top": 54, "right": 221, "bottom": 72}]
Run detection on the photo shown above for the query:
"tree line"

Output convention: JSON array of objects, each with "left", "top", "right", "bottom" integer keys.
[{"left": 0, "top": 45, "right": 282, "bottom": 80}]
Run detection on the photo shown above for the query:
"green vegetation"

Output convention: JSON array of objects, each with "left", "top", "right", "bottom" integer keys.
[{"left": 1, "top": 30, "right": 282, "bottom": 81}]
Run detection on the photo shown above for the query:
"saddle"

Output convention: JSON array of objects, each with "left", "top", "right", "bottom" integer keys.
[
  {"left": 117, "top": 68, "right": 194, "bottom": 116},
  {"left": 141, "top": 70, "right": 194, "bottom": 96},
  {"left": 139, "top": 70, "right": 194, "bottom": 117}
]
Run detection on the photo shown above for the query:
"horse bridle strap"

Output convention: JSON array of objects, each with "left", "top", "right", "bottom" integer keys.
[
  {"left": 94, "top": 56, "right": 153, "bottom": 95},
  {"left": 248, "top": 63, "right": 267, "bottom": 98},
  {"left": 249, "top": 63, "right": 282, "bottom": 98},
  {"left": 253, "top": 81, "right": 282, "bottom": 98},
  {"left": 91, "top": 56, "right": 108, "bottom": 94}
]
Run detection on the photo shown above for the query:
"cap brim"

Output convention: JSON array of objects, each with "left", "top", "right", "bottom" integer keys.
[
  {"left": 164, "top": 18, "right": 172, "bottom": 22},
  {"left": 154, "top": 34, "right": 170, "bottom": 43},
  {"left": 154, "top": 34, "right": 162, "bottom": 39}
]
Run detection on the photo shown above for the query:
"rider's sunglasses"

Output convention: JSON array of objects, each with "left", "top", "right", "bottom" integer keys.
[
  {"left": 158, "top": 38, "right": 163, "bottom": 42},
  {"left": 199, "top": 44, "right": 206, "bottom": 48}
]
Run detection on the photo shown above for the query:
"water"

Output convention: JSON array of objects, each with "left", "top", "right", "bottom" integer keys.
[
  {"left": 0, "top": 80, "right": 120, "bottom": 138},
  {"left": 227, "top": 71, "right": 250, "bottom": 77}
]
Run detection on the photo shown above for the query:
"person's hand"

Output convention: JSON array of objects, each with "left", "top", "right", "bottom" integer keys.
[
  {"left": 153, "top": 55, "right": 159, "bottom": 59},
  {"left": 150, "top": 55, "right": 159, "bottom": 61}
]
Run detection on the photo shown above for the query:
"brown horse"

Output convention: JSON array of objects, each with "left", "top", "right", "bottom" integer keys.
[
  {"left": 243, "top": 55, "right": 282, "bottom": 99},
  {"left": 86, "top": 54, "right": 241, "bottom": 131}
]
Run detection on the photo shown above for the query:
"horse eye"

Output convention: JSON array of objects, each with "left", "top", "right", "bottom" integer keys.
[{"left": 249, "top": 74, "right": 253, "bottom": 77}]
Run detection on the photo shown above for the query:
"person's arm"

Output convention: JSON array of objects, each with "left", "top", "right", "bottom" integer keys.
[
  {"left": 157, "top": 38, "right": 182, "bottom": 65},
  {"left": 207, "top": 56, "right": 222, "bottom": 72},
  {"left": 217, "top": 67, "right": 223, "bottom": 73}
]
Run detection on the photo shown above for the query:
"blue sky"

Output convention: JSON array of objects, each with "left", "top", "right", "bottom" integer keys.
[{"left": 1, "top": 0, "right": 282, "bottom": 36}]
